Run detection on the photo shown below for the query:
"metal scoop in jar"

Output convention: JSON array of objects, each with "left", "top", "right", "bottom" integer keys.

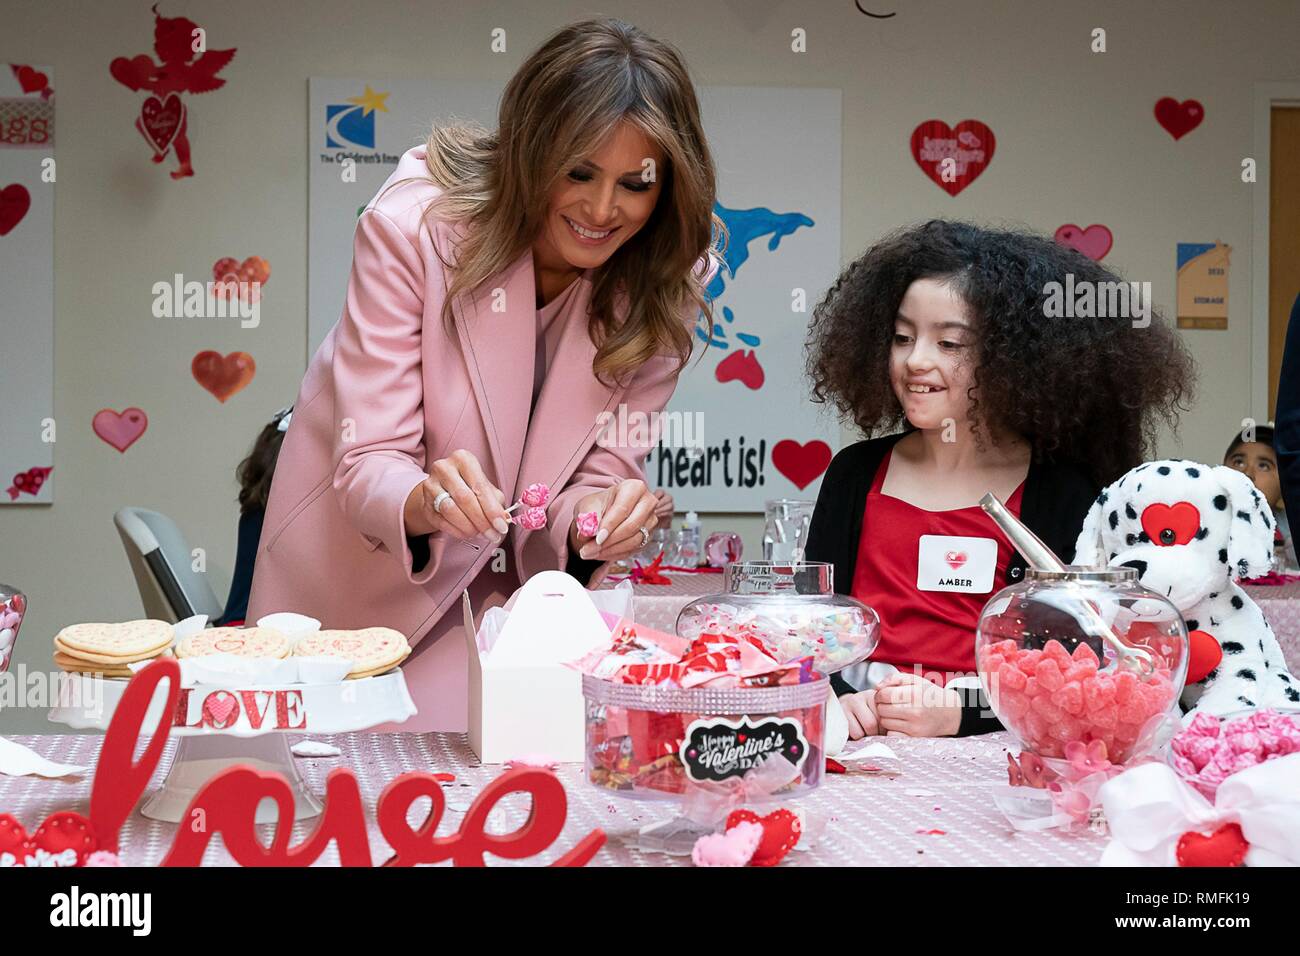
[{"left": 979, "top": 492, "right": 1156, "bottom": 677}]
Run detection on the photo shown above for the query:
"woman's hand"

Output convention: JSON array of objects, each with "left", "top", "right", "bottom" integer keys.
[
  {"left": 874, "top": 673, "right": 963, "bottom": 737},
  {"left": 652, "top": 489, "right": 675, "bottom": 521},
  {"left": 570, "top": 479, "right": 658, "bottom": 561},
  {"left": 403, "top": 449, "right": 511, "bottom": 540},
  {"left": 839, "top": 690, "right": 880, "bottom": 739}
]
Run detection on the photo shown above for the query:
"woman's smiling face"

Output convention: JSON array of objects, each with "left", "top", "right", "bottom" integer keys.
[
  {"left": 535, "top": 120, "right": 665, "bottom": 273},
  {"left": 890, "top": 277, "right": 977, "bottom": 429}
]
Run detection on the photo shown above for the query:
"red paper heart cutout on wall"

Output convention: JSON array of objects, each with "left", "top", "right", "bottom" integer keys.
[
  {"left": 1154, "top": 98, "right": 1204, "bottom": 140},
  {"left": 725, "top": 808, "right": 802, "bottom": 867},
  {"left": 1140, "top": 501, "right": 1201, "bottom": 547},
  {"left": 771, "top": 439, "right": 832, "bottom": 490},
  {"left": 109, "top": 55, "right": 155, "bottom": 92},
  {"left": 15, "top": 65, "right": 49, "bottom": 94},
  {"left": 192, "top": 350, "right": 256, "bottom": 403},
  {"left": 139, "top": 94, "right": 185, "bottom": 154},
  {"left": 0, "top": 811, "right": 99, "bottom": 867},
  {"left": 910, "top": 120, "right": 996, "bottom": 197},
  {"left": 0, "top": 183, "right": 31, "bottom": 236},
  {"left": 1054, "top": 223, "right": 1113, "bottom": 261},
  {"left": 715, "top": 350, "right": 765, "bottom": 390},
  {"left": 1185, "top": 629, "right": 1223, "bottom": 685},
  {"left": 92, "top": 407, "right": 149, "bottom": 453},
  {"left": 1176, "top": 822, "right": 1248, "bottom": 867}
]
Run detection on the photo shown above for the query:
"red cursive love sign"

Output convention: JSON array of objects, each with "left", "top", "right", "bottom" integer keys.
[{"left": 87, "top": 659, "right": 606, "bottom": 866}]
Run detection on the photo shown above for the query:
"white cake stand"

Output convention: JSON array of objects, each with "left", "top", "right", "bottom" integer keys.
[{"left": 48, "top": 670, "right": 416, "bottom": 823}]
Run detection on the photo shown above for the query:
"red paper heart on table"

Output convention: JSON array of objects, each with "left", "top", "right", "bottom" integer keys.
[
  {"left": 910, "top": 119, "right": 996, "bottom": 197},
  {"left": 1185, "top": 629, "right": 1223, "bottom": 685},
  {"left": 945, "top": 550, "right": 968, "bottom": 570},
  {"left": 1054, "top": 223, "right": 1113, "bottom": 261},
  {"left": 715, "top": 350, "right": 765, "bottom": 390},
  {"left": 192, "top": 350, "right": 256, "bottom": 403},
  {"left": 772, "top": 439, "right": 832, "bottom": 490},
  {"left": 1140, "top": 501, "right": 1201, "bottom": 547},
  {"left": 92, "top": 407, "right": 148, "bottom": 453},
  {"left": 109, "top": 55, "right": 155, "bottom": 92},
  {"left": 0, "top": 811, "right": 99, "bottom": 867},
  {"left": 15, "top": 65, "right": 48, "bottom": 94},
  {"left": 725, "top": 808, "right": 801, "bottom": 867},
  {"left": 0, "top": 183, "right": 31, "bottom": 236},
  {"left": 139, "top": 94, "right": 185, "bottom": 155},
  {"left": 1154, "top": 97, "right": 1204, "bottom": 140},
  {"left": 1176, "top": 822, "right": 1248, "bottom": 867}
]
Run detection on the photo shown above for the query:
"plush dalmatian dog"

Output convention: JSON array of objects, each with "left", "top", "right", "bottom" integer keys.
[{"left": 1072, "top": 459, "right": 1299, "bottom": 720}]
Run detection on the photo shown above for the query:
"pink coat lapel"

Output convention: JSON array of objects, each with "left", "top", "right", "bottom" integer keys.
[{"left": 450, "top": 246, "right": 624, "bottom": 506}]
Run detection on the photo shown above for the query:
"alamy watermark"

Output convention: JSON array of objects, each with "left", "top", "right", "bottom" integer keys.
[
  {"left": 596, "top": 405, "right": 705, "bottom": 452},
  {"left": 1043, "top": 273, "right": 1151, "bottom": 328}
]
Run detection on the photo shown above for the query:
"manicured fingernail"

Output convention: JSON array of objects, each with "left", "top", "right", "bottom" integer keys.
[
  {"left": 493, "top": 518, "right": 510, "bottom": 535},
  {"left": 595, "top": 529, "right": 609, "bottom": 545},
  {"left": 580, "top": 545, "right": 595, "bottom": 560}
]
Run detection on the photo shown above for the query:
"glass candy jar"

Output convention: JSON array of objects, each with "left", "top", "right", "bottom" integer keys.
[
  {"left": 676, "top": 561, "right": 879, "bottom": 675},
  {"left": 976, "top": 566, "right": 1188, "bottom": 764},
  {"left": 0, "top": 583, "right": 26, "bottom": 674}
]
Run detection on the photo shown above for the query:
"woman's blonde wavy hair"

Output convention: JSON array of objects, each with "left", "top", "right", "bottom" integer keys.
[{"left": 394, "top": 17, "right": 723, "bottom": 386}]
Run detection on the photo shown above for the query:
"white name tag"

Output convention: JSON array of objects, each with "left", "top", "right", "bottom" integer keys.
[{"left": 916, "top": 534, "right": 998, "bottom": 594}]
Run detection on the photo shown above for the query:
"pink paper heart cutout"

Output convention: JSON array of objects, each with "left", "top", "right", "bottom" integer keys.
[
  {"left": 92, "top": 407, "right": 148, "bottom": 453},
  {"left": 1054, "top": 223, "right": 1113, "bottom": 261},
  {"left": 203, "top": 693, "right": 237, "bottom": 725}
]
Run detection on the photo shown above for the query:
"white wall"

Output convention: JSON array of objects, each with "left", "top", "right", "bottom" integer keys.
[{"left": 2, "top": 0, "right": 1298, "bottom": 732}]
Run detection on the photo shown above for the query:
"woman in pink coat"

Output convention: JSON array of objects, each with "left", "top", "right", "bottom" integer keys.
[{"left": 247, "top": 18, "right": 721, "bottom": 731}]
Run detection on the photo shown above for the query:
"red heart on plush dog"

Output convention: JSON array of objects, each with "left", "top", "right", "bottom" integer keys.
[
  {"left": 1176, "top": 822, "right": 1248, "bottom": 867},
  {"left": 1185, "top": 629, "right": 1223, "bottom": 684},
  {"left": 1140, "top": 501, "right": 1200, "bottom": 547},
  {"left": 725, "top": 808, "right": 801, "bottom": 866},
  {"left": 0, "top": 811, "right": 98, "bottom": 867}
]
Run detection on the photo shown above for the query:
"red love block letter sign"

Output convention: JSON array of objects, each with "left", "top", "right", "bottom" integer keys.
[
  {"left": 1054, "top": 224, "right": 1113, "bottom": 261},
  {"left": 910, "top": 120, "right": 996, "bottom": 197},
  {"left": 92, "top": 407, "right": 148, "bottom": 453},
  {"left": 772, "top": 439, "right": 832, "bottom": 490},
  {"left": 88, "top": 659, "right": 607, "bottom": 867},
  {"left": 1154, "top": 98, "right": 1203, "bottom": 140},
  {"left": 192, "top": 350, "right": 256, "bottom": 403}
]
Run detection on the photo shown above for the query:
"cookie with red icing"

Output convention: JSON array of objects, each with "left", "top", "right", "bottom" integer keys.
[
  {"left": 176, "top": 626, "right": 291, "bottom": 660},
  {"left": 292, "top": 627, "right": 410, "bottom": 678}
]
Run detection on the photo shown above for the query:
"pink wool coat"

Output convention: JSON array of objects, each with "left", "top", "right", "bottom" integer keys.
[{"left": 247, "top": 145, "right": 715, "bottom": 730}]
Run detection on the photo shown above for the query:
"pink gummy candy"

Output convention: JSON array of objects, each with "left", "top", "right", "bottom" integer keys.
[
  {"left": 576, "top": 510, "right": 601, "bottom": 538},
  {"left": 1052, "top": 683, "right": 1085, "bottom": 716},
  {"left": 998, "top": 663, "right": 1027, "bottom": 692},
  {"left": 1034, "top": 658, "right": 1065, "bottom": 693},
  {"left": 1043, "top": 639, "right": 1073, "bottom": 666},
  {"left": 521, "top": 483, "right": 551, "bottom": 508},
  {"left": 513, "top": 506, "right": 548, "bottom": 531}
]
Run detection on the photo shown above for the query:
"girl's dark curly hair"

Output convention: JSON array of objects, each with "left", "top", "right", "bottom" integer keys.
[{"left": 805, "top": 220, "right": 1196, "bottom": 487}]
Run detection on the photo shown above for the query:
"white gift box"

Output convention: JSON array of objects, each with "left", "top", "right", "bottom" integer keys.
[{"left": 464, "top": 571, "right": 631, "bottom": 764}]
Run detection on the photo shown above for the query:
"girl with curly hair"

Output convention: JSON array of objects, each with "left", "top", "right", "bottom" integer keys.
[{"left": 804, "top": 220, "right": 1195, "bottom": 740}]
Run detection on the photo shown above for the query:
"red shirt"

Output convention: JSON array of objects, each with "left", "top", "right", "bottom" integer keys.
[{"left": 850, "top": 449, "right": 1025, "bottom": 681}]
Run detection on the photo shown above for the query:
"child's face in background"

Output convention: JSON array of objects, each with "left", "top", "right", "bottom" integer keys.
[
  {"left": 1225, "top": 441, "right": 1283, "bottom": 510},
  {"left": 890, "top": 278, "right": 977, "bottom": 430}
]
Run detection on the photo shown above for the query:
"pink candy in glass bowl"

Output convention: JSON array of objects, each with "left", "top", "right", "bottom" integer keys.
[
  {"left": 0, "top": 584, "right": 26, "bottom": 674},
  {"left": 976, "top": 566, "right": 1187, "bottom": 763}
]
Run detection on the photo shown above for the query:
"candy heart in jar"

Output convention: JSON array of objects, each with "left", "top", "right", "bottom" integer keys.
[
  {"left": 675, "top": 561, "right": 879, "bottom": 675},
  {"left": 976, "top": 566, "right": 1187, "bottom": 763},
  {"left": 0, "top": 584, "right": 26, "bottom": 674}
]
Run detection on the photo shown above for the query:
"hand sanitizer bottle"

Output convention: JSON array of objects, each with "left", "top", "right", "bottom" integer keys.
[{"left": 679, "top": 511, "right": 701, "bottom": 568}]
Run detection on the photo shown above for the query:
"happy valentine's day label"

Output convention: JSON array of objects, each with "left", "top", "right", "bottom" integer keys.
[
  {"left": 679, "top": 715, "right": 808, "bottom": 783},
  {"left": 916, "top": 534, "right": 997, "bottom": 594}
]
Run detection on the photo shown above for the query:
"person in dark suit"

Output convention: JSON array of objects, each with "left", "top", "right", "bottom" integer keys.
[{"left": 804, "top": 220, "right": 1196, "bottom": 738}]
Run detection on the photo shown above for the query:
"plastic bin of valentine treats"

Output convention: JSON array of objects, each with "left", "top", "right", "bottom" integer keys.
[{"left": 581, "top": 672, "right": 828, "bottom": 801}]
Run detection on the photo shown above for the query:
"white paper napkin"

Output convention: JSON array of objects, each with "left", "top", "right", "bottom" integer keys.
[{"left": 0, "top": 736, "right": 87, "bottom": 778}]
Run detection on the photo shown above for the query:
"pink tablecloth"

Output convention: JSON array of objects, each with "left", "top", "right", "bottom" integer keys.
[
  {"left": 1243, "top": 583, "right": 1300, "bottom": 673},
  {"left": 0, "top": 731, "right": 1105, "bottom": 866}
]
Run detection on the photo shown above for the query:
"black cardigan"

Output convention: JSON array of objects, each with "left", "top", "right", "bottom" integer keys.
[
  {"left": 805, "top": 432, "right": 1100, "bottom": 736},
  {"left": 1274, "top": 292, "right": 1300, "bottom": 522}
]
